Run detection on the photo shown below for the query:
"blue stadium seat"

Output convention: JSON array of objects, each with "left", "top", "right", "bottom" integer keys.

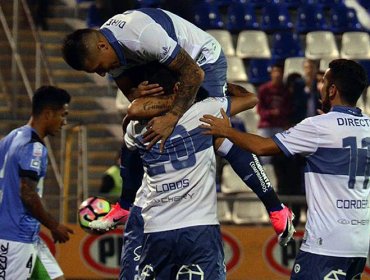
[
  {"left": 193, "top": 2, "right": 224, "bottom": 30},
  {"left": 136, "top": 0, "right": 160, "bottom": 8},
  {"left": 248, "top": 59, "right": 272, "bottom": 85},
  {"left": 282, "top": 0, "right": 302, "bottom": 9},
  {"left": 271, "top": 31, "right": 304, "bottom": 60},
  {"left": 329, "top": 4, "right": 363, "bottom": 33},
  {"left": 358, "top": 0, "right": 370, "bottom": 10},
  {"left": 86, "top": 4, "right": 104, "bottom": 28},
  {"left": 357, "top": 59, "right": 370, "bottom": 84},
  {"left": 296, "top": 3, "right": 329, "bottom": 34},
  {"left": 317, "top": 0, "right": 344, "bottom": 9},
  {"left": 260, "top": 2, "right": 293, "bottom": 33},
  {"left": 226, "top": 2, "right": 259, "bottom": 33},
  {"left": 248, "top": 0, "right": 274, "bottom": 9}
]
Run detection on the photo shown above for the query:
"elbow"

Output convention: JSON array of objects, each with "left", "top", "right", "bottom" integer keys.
[{"left": 126, "top": 101, "right": 142, "bottom": 120}]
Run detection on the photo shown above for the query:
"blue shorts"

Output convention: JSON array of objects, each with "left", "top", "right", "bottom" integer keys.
[
  {"left": 139, "top": 225, "right": 226, "bottom": 280},
  {"left": 119, "top": 206, "right": 144, "bottom": 280},
  {"left": 290, "top": 250, "right": 366, "bottom": 280},
  {"left": 199, "top": 51, "right": 227, "bottom": 98}
]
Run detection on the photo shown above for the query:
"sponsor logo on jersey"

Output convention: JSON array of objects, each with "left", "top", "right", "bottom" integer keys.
[
  {"left": 0, "top": 242, "right": 9, "bottom": 279},
  {"left": 32, "top": 143, "right": 43, "bottom": 157}
]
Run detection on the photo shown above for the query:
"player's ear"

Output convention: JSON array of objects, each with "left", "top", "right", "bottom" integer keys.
[
  {"left": 173, "top": 82, "right": 180, "bottom": 94},
  {"left": 97, "top": 41, "right": 108, "bottom": 51},
  {"left": 329, "top": 84, "right": 338, "bottom": 99}
]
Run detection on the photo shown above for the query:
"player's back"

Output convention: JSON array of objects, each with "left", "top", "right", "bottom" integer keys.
[
  {"left": 125, "top": 97, "right": 229, "bottom": 233},
  {"left": 0, "top": 125, "right": 47, "bottom": 243},
  {"left": 301, "top": 107, "right": 370, "bottom": 257}
]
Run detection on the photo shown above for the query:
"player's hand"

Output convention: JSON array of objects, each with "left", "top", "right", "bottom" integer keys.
[
  {"left": 199, "top": 108, "right": 231, "bottom": 137},
  {"left": 143, "top": 113, "right": 179, "bottom": 153},
  {"left": 133, "top": 81, "right": 164, "bottom": 99},
  {"left": 50, "top": 224, "right": 74, "bottom": 243}
]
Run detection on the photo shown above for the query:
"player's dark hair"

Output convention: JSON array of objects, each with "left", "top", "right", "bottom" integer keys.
[
  {"left": 328, "top": 59, "right": 368, "bottom": 105},
  {"left": 62, "top": 29, "right": 98, "bottom": 70},
  {"left": 32, "top": 86, "right": 71, "bottom": 116}
]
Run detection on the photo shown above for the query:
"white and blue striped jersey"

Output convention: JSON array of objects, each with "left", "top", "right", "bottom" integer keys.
[
  {"left": 100, "top": 8, "right": 222, "bottom": 78},
  {"left": 125, "top": 97, "right": 230, "bottom": 233},
  {"left": 273, "top": 106, "right": 370, "bottom": 258},
  {"left": 0, "top": 126, "right": 48, "bottom": 243}
]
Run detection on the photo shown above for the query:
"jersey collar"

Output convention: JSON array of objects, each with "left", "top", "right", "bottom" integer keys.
[
  {"left": 331, "top": 105, "right": 363, "bottom": 117},
  {"left": 100, "top": 28, "right": 127, "bottom": 65}
]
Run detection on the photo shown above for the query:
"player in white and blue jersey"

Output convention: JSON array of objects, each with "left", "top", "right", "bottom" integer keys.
[
  {"left": 0, "top": 86, "right": 73, "bottom": 279},
  {"left": 124, "top": 74, "right": 230, "bottom": 279},
  {"left": 63, "top": 9, "right": 294, "bottom": 247},
  {"left": 201, "top": 59, "right": 370, "bottom": 280}
]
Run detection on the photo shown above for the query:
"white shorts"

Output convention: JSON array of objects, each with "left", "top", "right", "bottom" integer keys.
[
  {"left": 36, "top": 239, "right": 63, "bottom": 279},
  {"left": 0, "top": 239, "right": 37, "bottom": 280}
]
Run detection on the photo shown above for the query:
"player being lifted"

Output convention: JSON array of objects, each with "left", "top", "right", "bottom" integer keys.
[{"left": 61, "top": 8, "right": 294, "bottom": 243}]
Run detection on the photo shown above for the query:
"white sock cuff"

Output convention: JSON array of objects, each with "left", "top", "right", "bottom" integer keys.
[{"left": 216, "top": 139, "right": 233, "bottom": 156}]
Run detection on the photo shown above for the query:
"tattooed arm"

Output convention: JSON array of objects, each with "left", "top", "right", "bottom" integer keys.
[
  {"left": 20, "top": 177, "right": 74, "bottom": 243},
  {"left": 143, "top": 48, "right": 204, "bottom": 152}
]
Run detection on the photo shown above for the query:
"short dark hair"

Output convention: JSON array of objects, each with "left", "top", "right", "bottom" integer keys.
[
  {"left": 62, "top": 29, "right": 97, "bottom": 70},
  {"left": 32, "top": 86, "right": 71, "bottom": 116},
  {"left": 328, "top": 59, "right": 368, "bottom": 105},
  {"left": 126, "top": 62, "right": 179, "bottom": 95}
]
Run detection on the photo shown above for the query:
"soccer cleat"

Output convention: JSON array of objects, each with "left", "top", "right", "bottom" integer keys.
[
  {"left": 269, "top": 205, "right": 295, "bottom": 246},
  {"left": 89, "top": 203, "right": 130, "bottom": 231}
]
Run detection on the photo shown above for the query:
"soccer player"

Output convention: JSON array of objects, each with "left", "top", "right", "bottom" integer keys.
[
  {"left": 114, "top": 65, "right": 294, "bottom": 279},
  {"left": 124, "top": 67, "right": 235, "bottom": 279},
  {"left": 62, "top": 9, "right": 294, "bottom": 242},
  {"left": 200, "top": 58, "right": 370, "bottom": 280},
  {"left": 0, "top": 86, "right": 73, "bottom": 279}
]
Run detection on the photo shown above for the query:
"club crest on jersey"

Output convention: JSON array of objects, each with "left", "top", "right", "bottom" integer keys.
[
  {"left": 32, "top": 142, "right": 43, "bottom": 157},
  {"left": 31, "top": 159, "right": 41, "bottom": 170}
]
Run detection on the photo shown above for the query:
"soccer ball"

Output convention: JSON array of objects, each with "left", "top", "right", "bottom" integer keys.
[{"left": 78, "top": 196, "right": 111, "bottom": 234}]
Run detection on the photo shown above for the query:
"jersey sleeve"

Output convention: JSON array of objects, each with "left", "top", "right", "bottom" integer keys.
[
  {"left": 273, "top": 117, "right": 319, "bottom": 157},
  {"left": 124, "top": 122, "right": 137, "bottom": 151},
  {"left": 139, "top": 23, "right": 180, "bottom": 65},
  {"left": 18, "top": 142, "right": 47, "bottom": 181}
]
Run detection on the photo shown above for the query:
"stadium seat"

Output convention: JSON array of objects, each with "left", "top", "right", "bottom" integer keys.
[
  {"left": 283, "top": 0, "right": 302, "bottom": 9},
  {"left": 226, "top": 2, "right": 259, "bottom": 33},
  {"left": 260, "top": 2, "right": 293, "bottom": 33},
  {"left": 340, "top": 32, "right": 370, "bottom": 59},
  {"left": 136, "top": 0, "right": 160, "bottom": 8},
  {"left": 207, "top": 30, "right": 235, "bottom": 56},
  {"left": 248, "top": 0, "right": 273, "bottom": 8},
  {"left": 221, "top": 164, "right": 251, "bottom": 194},
  {"left": 283, "top": 57, "right": 305, "bottom": 81},
  {"left": 226, "top": 56, "right": 248, "bottom": 82},
  {"left": 232, "top": 196, "right": 270, "bottom": 225},
  {"left": 193, "top": 2, "right": 224, "bottom": 30},
  {"left": 357, "top": 59, "right": 370, "bottom": 86},
  {"left": 329, "top": 5, "right": 363, "bottom": 34},
  {"left": 248, "top": 59, "right": 272, "bottom": 85},
  {"left": 317, "top": 0, "right": 344, "bottom": 9},
  {"left": 296, "top": 4, "right": 328, "bottom": 34},
  {"left": 236, "top": 30, "right": 271, "bottom": 59},
  {"left": 271, "top": 31, "right": 304, "bottom": 60},
  {"left": 305, "top": 31, "right": 339, "bottom": 59},
  {"left": 319, "top": 57, "right": 333, "bottom": 71},
  {"left": 217, "top": 200, "right": 233, "bottom": 223},
  {"left": 235, "top": 102, "right": 259, "bottom": 134}
]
